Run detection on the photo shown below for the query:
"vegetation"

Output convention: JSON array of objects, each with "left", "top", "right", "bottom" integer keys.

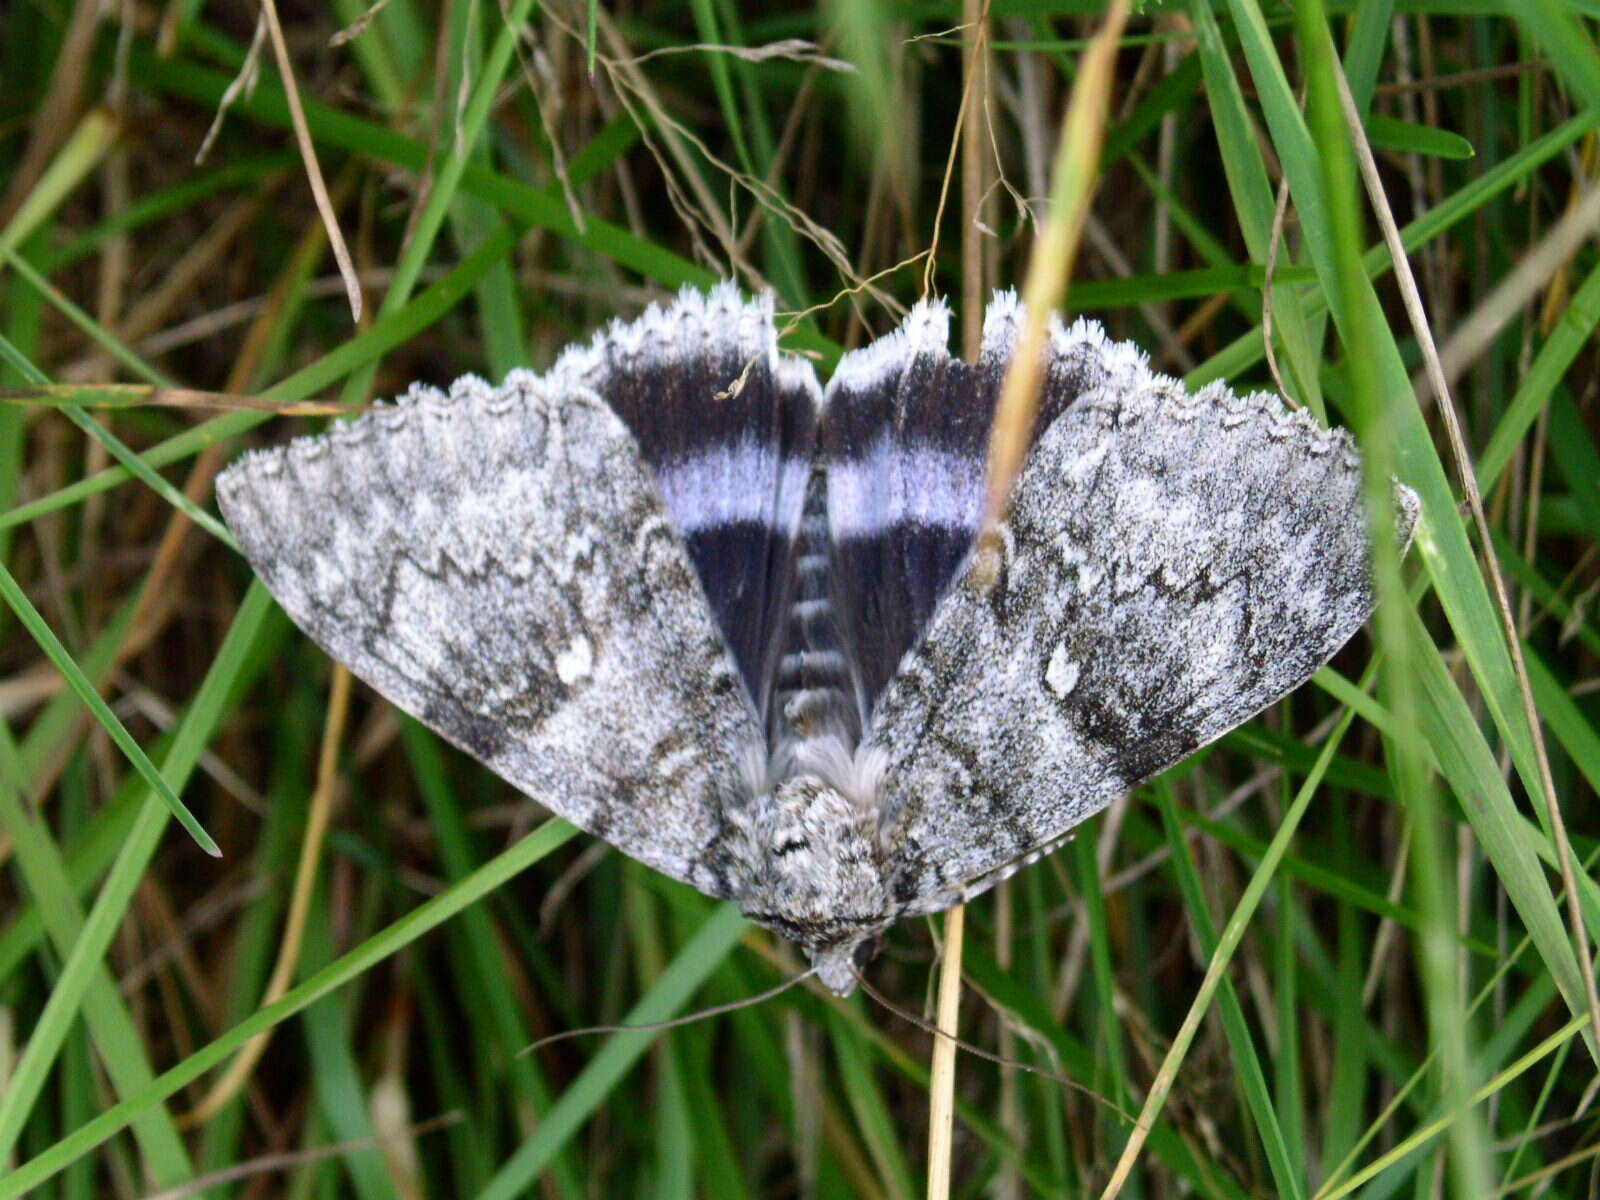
[{"left": 1, "top": 0, "right": 1597, "bottom": 1195}]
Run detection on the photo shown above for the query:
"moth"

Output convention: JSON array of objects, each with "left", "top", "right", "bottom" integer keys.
[{"left": 217, "top": 284, "right": 1418, "bottom": 994}]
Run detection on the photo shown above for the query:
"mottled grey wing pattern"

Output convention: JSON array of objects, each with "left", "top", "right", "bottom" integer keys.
[
  {"left": 870, "top": 310, "right": 1420, "bottom": 916},
  {"left": 216, "top": 367, "right": 771, "bottom": 902}
]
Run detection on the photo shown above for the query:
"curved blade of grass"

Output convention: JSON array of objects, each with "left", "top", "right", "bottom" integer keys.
[
  {"left": 0, "top": 785, "right": 143, "bottom": 983},
  {"left": 1273, "top": 860, "right": 1306, "bottom": 1182},
  {"left": 677, "top": 1019, "right": 752, "bottom": 1200},
  {"left": 1477, "top": 257, "right": 1600, "bottom": 490},
  {"left": 196, "top": 702, "right": 310, "bottom": 1180},
  {"left": 1225, "top": 0, "right": 1595, "bottom": 1059},
  {"left": 59, "top": 398, "right": 237, "bottom": 548},
  {"left": 474, "top": 903, "right": 748, "bottom": 1200},
  {"left": 1153, "top": 780, "right": 1303, "bottom": 1198},
  {"left": 1191, "top": 108, "right": 1600, "bottom": 388},
  {"left": 1188, "top": 0, "right": 1326, "bottom": 415},
  {"left": 959, "top": 940, "right": 1251, "bottom": 1199},
  {"left": 402, "top": 719, "right": 585, "bottom": 1197},
  {"left": 1069, "top": 263, "right": 1318, "bottom": 309},
  {"left": 12, "top": 584, "right": 142, "bottom": 776},
  {"left": 1103, "top": 49, "right": 1202, "bottom": 168},
  {"left": 135, "top": 50, "right": 719, "bottom": 297},
  {"left": 1527, "top": 651, "right": 1600, "bottom": 798},
  {"left": 0, "top": 556, "right": 218, "bottom": 856},
  {"left": 39, "top": 153, "right": 294, "bottom": 272},
  {"left": 1494, "top": 532, "right": 1600, "bottom": 656},
  {"left": 698, "top": 0, "right": 810, "bottom": 305},
  {"left": 333, "top": 0, "right": 536, "bottom": 408},
  {"left": 0, "top": 218, "right": 518, "bottom": 532},
  {"left": 299, "top": 886, "right": 392, "bottom": 1200},
  {"left": 0, "top": 108, "right": 117, "bottom": 258},
  {"left": 142, "top": 37, "right": 833, "bottom": 356},
  {"left": 329, "top": 0, "right": 408, "bottom": 110},
  {"left": 1340, "top": 0, "right": 1393, "bottom": 115},
  {"left": 0, "top": 242, "right": 170, "bottom": 386},
  {"left": 0, "top": 582, "right": 275, "bottom": 1166},
  {"left": 1513, "top": 0, "right": 1600, "bottom": 110},
  {"left": 1177, "top": 804, "right": 1495, "bottom": 960},
  {"left": 0, "top": 807, "right": 580, "bottom": 1198},
  {"left": 1547, "top": 390, "right": 1600, "bottom": 536},
  {"left": 441, "top": 4, "right": 525, "bottom": 385},
  {"left": 1315, "top": 1011, "right": 1589, "bottom": 1200},
  {"left": 1364, "top": 114, "right": 1473, "bottom": 160},
  {"left": 1072, "top": 821, "right": 1134, "bottom": 1132},
  {"left": 826, "top": 1008, "right": 916, "bottom": 1200},
  {"left": 0, "top": 731, "right": 194, "bottom": 1187},
  {"left": 1323, "top": 605, "right": 1597, "bottom": 968},
  {"left": 1101, "top": 659, "right": 1373, "bottom": 1194}
]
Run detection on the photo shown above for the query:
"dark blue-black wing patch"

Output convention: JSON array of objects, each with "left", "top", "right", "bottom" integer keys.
[
  {"left": 552, "top": 284, "right": 821, "bottom": 725},
  {"left": 820, "top": 292, "right": 1112, "bottom": 722}
]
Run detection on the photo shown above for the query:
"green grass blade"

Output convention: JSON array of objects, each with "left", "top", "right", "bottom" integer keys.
[
  {"left": 0, "top": 732, "right": 194, "bottom": 1187},
  {"left": 300, "top": 891, "right": 393, "bottom": 1200},
  {"left": 0, "top": 811, "right": 580, "bottom": 1198},
  {"left": 474, "top": 904, "right": 748, "bottom": 1200},
  {"left": 1187, "top": 0, "right": 1326, "bottom": 416},
  {"left": 401, "top": 719, "right": 586, "bottom": 1198},
  {"left": 1227, "top": 0, "right": 1594, "bottom": 1059},
  {"left": 1341, "top": 0, "right": 1394, "bottom": 114},
  {"left": 0, "top": 581, "right": 273, "bottom": 1164},
  {"left": 0, "top": 788, "right": 143, "bottom": 983},
  {"left": 1154, "top": 781, "right": 1305, "bottom": 1199},
  {"left": 335, "top": 0, "right": 539, "bottom": 408},
  {"left": 827, "top": 1008, "right": 916, "bottom": 1200},
  {"left": 0, "top": 220, "right": 519, "bottom": 532},
  {"left": 1364, "top": 114, "right": 1474, "bottom": 160},
  {"left": 1511, "top": 0, "right": 1600, "bottom": 109},
  {"left": 1477, "top": 257, "right": 1600, "bottom": 490},
  {"left": 0, "top": 110, "right": 116, "bottom": 257},
  {"left": 0, "top": 556, "right": 219, "bottom": 855},
  {"left": 0, "top": 243, "right": 170, "bottom": 386}
]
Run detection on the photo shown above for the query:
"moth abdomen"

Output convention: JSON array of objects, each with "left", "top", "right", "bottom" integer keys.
[{"left": 771, "top": 465, "right": 860, "bottom": 750}]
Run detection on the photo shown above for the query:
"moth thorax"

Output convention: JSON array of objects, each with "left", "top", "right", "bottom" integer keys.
[{"left": 744, "top": 777, "right": 888, "bottom": 957}]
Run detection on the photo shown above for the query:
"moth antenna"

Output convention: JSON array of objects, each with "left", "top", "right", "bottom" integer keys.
[
  {"left": 850, "top": 967, "right": 1141, "bottom": 1124},
  {"left": 518, "top": 965, "right": 820, "bottom": 1058}
]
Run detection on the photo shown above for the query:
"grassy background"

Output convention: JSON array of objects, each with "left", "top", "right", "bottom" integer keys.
[{"left": 2, "top": 0, "right": 1599, "bottom": 1196}]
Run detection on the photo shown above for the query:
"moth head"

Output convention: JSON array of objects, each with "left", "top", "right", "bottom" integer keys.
[
  {"left": 809, "top": 935, "right": 881, "bottom": 995},
  {"left": 737, "top": 775, "right": 891, "bottom": 996}
]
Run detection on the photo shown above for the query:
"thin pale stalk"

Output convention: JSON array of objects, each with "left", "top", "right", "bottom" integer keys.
[
  {"left": 178, "top": 665, "right": 353, "bottom": 1126},
  {"left": 256, "top": 0, "right": 359, "bottom": 321},
  {"left": 979, "top": 0, "right": 1134, "bottom": 546},
  {"left": 925, "top": 902, "right": 965, "bottom": 1200}
]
